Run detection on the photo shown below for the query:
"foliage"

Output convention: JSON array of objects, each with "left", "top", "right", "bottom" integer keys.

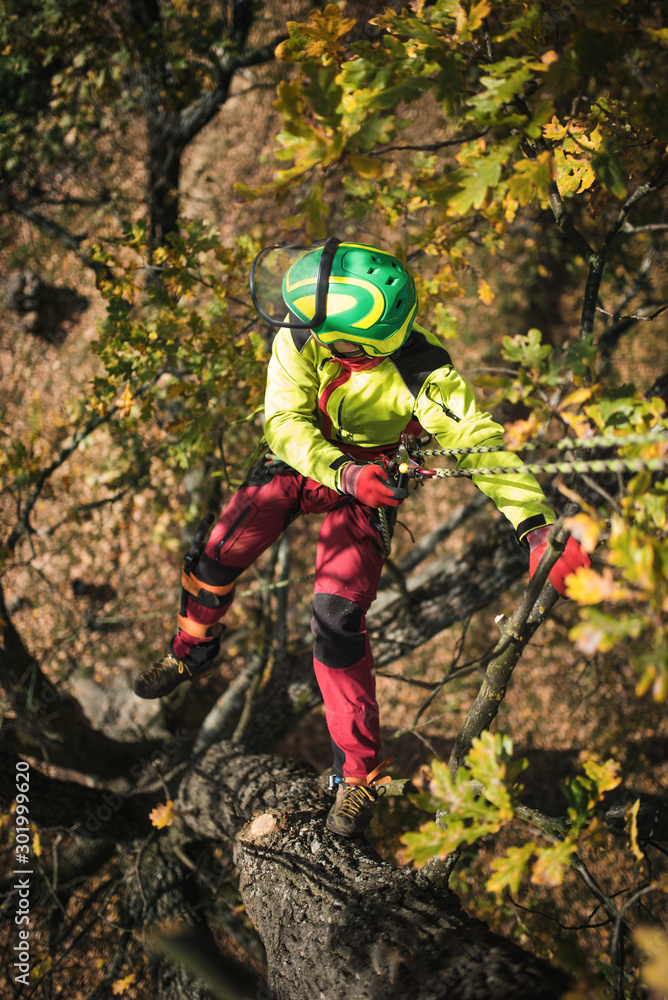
[
  {"left": 238, "top": 4, "right": 668, "bottom": 717},
  {"left": 403, "top": 733, "right": 623, "bottom": 895},
  {"left": 0, "top": 0, "right": 122, "bottom": 180},
  {"left": 240, "top": 0, "right": 667, "bottom": 329},
  {"left": 476, "top": 327, "right": 668, "bottom": 701},
  {"left": 90, "top": 221, "right": 267, "bottom": 480}
]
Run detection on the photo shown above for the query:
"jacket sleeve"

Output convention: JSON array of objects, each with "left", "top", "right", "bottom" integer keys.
[
  {"left": 263, "top": 327, "right": 346, "bottom": 490},
  {"left": 413, "top": 366, "right": 555, "bottom": 542}
]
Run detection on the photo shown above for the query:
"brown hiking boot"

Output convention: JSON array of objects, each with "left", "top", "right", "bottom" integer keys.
[
  {"left": 133, "top": 642, "right": 217, "bottom": 699},
  {"left": 326, "top": 758, "right": 395, "bottom": 837}
]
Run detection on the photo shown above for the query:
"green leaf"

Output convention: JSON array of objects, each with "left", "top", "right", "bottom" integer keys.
[
  {"left": 368, "top": 75, "right": 433, "bottom": 111},
  {"left": 592, "top": 151, "right": 627, "bottom": 199},
  {"left": 402, "top": 820, "right": 454, "bottom": 867},
  {"left": 486, "top": 843, "right": 535, "bottom": 896},
  {"left": 466, "top": 57, "right": 537, "bottom": 120},
  {"left": 501, "top": 328, "right": 552, "bottom": 368},
  {"left": 507, "top": 151, "right": 553, "bottom": 207},
  {"left": 530, "top": 840, "right": 577, "bottom": 887},
  {"left": 403, "top": 733, "right": 524, "bottom": 866},
  {"left": 437, "top": 141, "right": 515, "bottom": 215}
]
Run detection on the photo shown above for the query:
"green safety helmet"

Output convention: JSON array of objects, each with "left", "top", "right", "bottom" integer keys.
[{"left": 250, "top": 237, "right": 418, "bottom": 356}]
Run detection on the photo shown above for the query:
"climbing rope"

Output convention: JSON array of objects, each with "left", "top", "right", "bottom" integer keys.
[
  {"left": 413, "top": 430, "right": 667, "bottom": 460},
  {"left": 404, "top": 455, "right": 667, "bottom": 480}
]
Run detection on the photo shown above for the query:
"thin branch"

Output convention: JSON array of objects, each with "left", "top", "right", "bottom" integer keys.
[
  {"left": 610, "top": 881, "right": 664, "bottom": 1000},
  {"left": 446, "top": 511, "right": 585, "bottom": 780},
  {"left": 178, "top": 36, "right": 286, "bottom": 146},
  {"left": 600, "top": 162, "right": 668, "bottom": 259},
  {"left": 623, "top": 52, "right": 659, "bottom": 95},
  {"left": 0, "top": 194, "right": 109, "bottom": 278},
  {"left": 375, "top": 671, "right": 441, "bottom": 690},
  {"left": 3, "top": 406, "right": 120, "bottom": 552},
  {"left": 370, "top": 131, "right": 488, "bottom": 155},
  {"left": 508, "top": 893, "right": 611, "bottom": 932},
  {"left": 622, "top": 222, "right": 668, "bottom": 233},
  {"left": 410, "top": 728, "right": 445, "bottom": 763},
  {"left": 596, "top": 303, "right": 668, "bottom": 323},
  {"left": 547, "top": 181, "right": 598, "bottom": 266}
]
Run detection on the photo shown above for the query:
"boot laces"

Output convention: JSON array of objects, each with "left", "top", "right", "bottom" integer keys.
[
  {"left": 145, "top": 653, "right": 192, "bottom": 683},
  {"left": 337, "top": 756, "right": 396, "bottom": 820},
  {"left": 337, "top": 783, "right": 378, "bottom": 820}
]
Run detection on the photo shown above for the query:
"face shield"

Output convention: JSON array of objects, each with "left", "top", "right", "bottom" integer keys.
[{"left": 249, "top": 238, "right": 341, "bottom": 329}]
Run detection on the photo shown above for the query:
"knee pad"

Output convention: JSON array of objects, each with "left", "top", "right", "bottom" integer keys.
[
  {"left": 311, "top": 593, "right": 367, "bottom": 670},
  {"left": 182, "top": 551, "right": 236, "bottom": 609},
  {"left": 179, "top": 551, "right": 236, "bottom": 640}
]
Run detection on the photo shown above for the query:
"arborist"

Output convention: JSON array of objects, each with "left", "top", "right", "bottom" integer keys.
[{"left": 133, "top": 238, "right": 590, "bottom": 837}]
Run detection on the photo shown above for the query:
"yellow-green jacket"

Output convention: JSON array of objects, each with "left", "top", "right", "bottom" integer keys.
[{"left": 264, "top": 323, "right": 555, "bottom": 541}]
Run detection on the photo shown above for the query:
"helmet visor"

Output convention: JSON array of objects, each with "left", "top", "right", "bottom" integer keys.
[{"left": 250, "top": 238, "right": 340, "bottom": 329}]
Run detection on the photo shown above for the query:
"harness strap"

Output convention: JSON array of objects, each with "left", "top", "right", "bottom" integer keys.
[
  {"left": 346, "top": 756, "right": 396, "bottom": 788},
  {"left": 181, "top": 569, "right": 234, "bottom": 599},
  {"left": 177, "top": 614, "right": 225, "bottom": 640},
  {"left": 366, "top": 756, "right": 396, "bottom": 786}
]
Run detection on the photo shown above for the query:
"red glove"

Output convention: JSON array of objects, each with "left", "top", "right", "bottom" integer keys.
[
  {"left": 340, "top": 463, "right": 408, "bottom": 508},
  {"left": 527, "top": 524, "right": 591, "bottom": 597}
]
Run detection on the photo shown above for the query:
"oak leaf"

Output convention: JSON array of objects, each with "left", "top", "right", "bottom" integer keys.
[
  {"left": 149, "top": 800, "right": 177, "bottom": 829},
  {"left": 112, "top": 973, "right": 136, "bottom": 995}
]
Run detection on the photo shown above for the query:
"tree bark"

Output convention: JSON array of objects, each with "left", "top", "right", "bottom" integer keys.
[{"left": 172, "top": 742, "right": 572, "bottom": 1000}]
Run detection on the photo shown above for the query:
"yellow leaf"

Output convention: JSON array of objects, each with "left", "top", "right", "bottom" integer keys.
[
  {"left": 118, "top": 384, "right": 133, "bottom": 419},
  {"left": 503, "top": 413, "right": 539, "bottom": 450},
  {"left": 467, "top": 0, "right": 491, "bottom": 33},
  {"left": 634, "top": 926, "right": 668, "bottom": 997},
  {"left": 565, "top": 566, "right": 631, "bottom": 605},
  {"left": 149, "top": 800, "right": 177, "bottom": 829},
  {"left": 626, "top": 799, "right": 645, "bottom": 862},
  {"left": 31, "top": 829, "right": 43, "bottom": 858},
  {"left": 559, "top": 386, "right": 593, "bottom": 410},
  {"left": 112, "top": 973, "right": 136, "bottom": 995},
  {"left": 29, "top": 956, "right": 52, "bottom": 984},
  {"left": 347, "top": 154, "right": 388, "bottom": 180},
  {"left": 543, "top": 116, "right": 568, "bottom": 141},
  {"left": 563, "top": 513, "right": 602, "bottom": 553},
  {"left": 645, "top": 27, "right": 668, "bottom": 48},
  {"left": 530, "top": 840, "right": 576, "bottom": 887},
  {"left": 477, "top": 279, "right": 495, "bottom": 306},
  {"left": 636, "top": 663, "right": 667, "bottom": 702},
  {"left": 486, "top": 842, "right": 534, "bottom": 897},
  {"left": 582, "top": 758, "right": 622, "bottom": 798},
  {"left": 560, "top": 410, "right": 593, "bottom": 439}
]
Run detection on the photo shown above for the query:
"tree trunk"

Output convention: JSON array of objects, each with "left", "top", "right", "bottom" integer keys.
[{"left": 171, "top": 742, "right": 572, "bottom": 1000}]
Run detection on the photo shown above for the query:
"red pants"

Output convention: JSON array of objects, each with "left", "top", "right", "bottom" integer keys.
[{"left": 174, "top": 460, "right": 390, "bottom": 781}]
